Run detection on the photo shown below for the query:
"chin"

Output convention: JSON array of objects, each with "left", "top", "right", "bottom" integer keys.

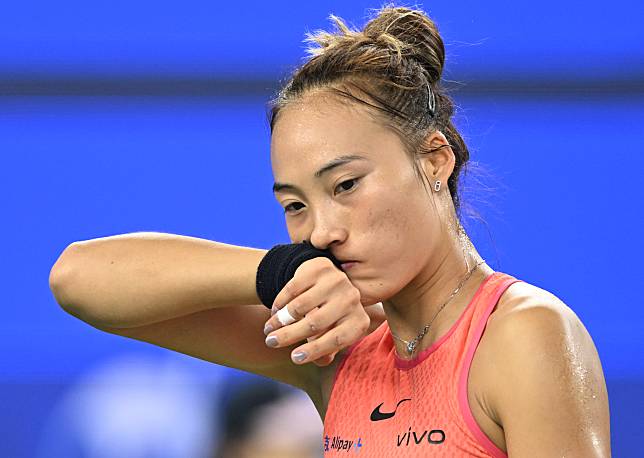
[
  {"left": 360, "top": 298, "right": 381, "bottom": 307},
  {"left": 356, "top": 288, "right": 386, "bottom": 307}
]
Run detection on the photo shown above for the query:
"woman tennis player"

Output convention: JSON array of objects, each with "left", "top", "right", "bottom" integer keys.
[{"left": 49, "top": 5, "right": 610, "bottom": 457}]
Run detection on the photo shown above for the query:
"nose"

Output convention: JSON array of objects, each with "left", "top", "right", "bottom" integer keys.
[{"left": 308, "top": 211, "right": 348, "bottom": 251}]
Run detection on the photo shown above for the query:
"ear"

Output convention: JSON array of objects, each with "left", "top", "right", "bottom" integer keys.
[{"left": 416, "top": 130, "right": 455, "bottom": 187}]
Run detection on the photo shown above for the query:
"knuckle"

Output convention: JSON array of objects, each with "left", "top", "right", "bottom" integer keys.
[
  {"left": 282, "top": 280, "right": 298, "bottom": 298},
  {"left": 331, "top": 271, "right": 346, "bottom": 285},
  {"left": 334, "top": 333, "right": 345, "bottom": 348},
  {"left": 344, "top": 279, "right": 358, "bottom": 293},
  {"left": 336, "top": 279, "right": 354, "bottom": 296},
  {"left": 357, "top": 315, "right": 370, "bottom": 335},
  {"left": 303, "top": 256, "right": 328, "bottom": 272},
  {"left": 306, "top": 340, "right": 319, "bottom": 356},
  {"left": 306, "top": 316, "right": 319, "bottom": 333},
  {"left": 344, "top": 287, "right": 360, "bottom": 304},
  {"left": 276, "top": 330, "right": 289, "bottom": 345},
  {"left": 339, "top": 300, "right": 352, "bottom": 315},
  {"left": 294, "top": 261, "right": 311, "bottom": 277},
  {"left": 318, "top": 259, "right": 336, "bottom": 274},
  {"left": 341, "top": 294, "right": 356, "bottom": 311},
  {"left": 289, "top": 301, "right": 305, "bottom": 319}
]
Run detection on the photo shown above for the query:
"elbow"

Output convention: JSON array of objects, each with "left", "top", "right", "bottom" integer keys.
[
  {"left": 49, "top": 242, "right": 89, "bottom": 318},
  {"left": 49, "top": 240, "right": 131, "bottom": 329}
]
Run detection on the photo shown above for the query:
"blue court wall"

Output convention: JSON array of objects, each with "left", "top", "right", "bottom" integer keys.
[
  {"left": 1, "top": 1, "right": 642, "bottom": 457},
  {"left": 2, "top": 1, "right": 643, "bottom": 82}
]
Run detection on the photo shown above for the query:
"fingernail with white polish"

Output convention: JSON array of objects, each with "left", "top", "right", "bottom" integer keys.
[
  {"left": 264, "top": 323, "right": 273, "bottom": 335},
  {"left": 265, "top": 335, "right": 278, "bottom": 347},
  {"left": 292, "top": 351, "right": 307, "bottom": 363}
]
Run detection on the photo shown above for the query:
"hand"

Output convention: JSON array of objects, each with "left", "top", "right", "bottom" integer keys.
[
  {"left": 262, "top": 256, "right": 371, "bottom": 365},
  {"left": 304, "top": 302, "right": 386, "bottom": 366},
  {"left": 304, "top": 329, "right": 339, "bottom": 367}
]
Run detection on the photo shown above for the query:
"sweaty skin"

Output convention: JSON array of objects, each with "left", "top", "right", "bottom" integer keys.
[
  {"left": 52, "top": 85, "right": 610, "bottom": 457},
  {"left": 269, "top": 89, "right": 484, "bottom": 358},
  {"left": 266, "top": 89, "right": 610, "bottom": 456}
]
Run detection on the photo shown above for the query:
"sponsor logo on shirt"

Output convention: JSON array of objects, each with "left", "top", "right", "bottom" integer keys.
[
  {"left": 369, "top": 398, "right": 411, "bottom": 421},
  {"left": 324, "top": 435, "right": 363, "bottom": 453},
  {"left": 396, "top": 427, "right": 446, "bottom": 447}
]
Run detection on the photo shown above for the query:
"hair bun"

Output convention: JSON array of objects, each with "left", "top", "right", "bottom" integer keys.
[{"left": 363, "top": 6, "right": 445, "bottom": 84}]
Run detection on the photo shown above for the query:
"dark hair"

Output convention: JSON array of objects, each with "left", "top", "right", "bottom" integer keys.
[
  {"left": 267, "top": 4, "right": 500, "bottom": 265},
  {"left": 269, "top": 5, "right": 473, "bottom": 210}
]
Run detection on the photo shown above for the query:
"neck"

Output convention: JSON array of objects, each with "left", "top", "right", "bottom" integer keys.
[{"left": 382, "top": 233, "right": 493, "bottom": 359}]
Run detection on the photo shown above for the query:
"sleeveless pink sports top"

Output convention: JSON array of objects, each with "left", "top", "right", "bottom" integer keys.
[{"left": 323, "top": 271, "right": 522, "bottom": 457}]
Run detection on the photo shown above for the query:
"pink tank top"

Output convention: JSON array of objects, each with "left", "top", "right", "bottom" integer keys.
[{"left": 323, "top": 271, "right": 522, "bottom": 457}]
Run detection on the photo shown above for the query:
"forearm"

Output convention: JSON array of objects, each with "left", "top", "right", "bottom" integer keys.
[{"left": 49, "top": 231, "right": 267, "bottom": 328}]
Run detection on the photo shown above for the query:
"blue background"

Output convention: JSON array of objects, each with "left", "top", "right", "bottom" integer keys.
[{"left": 2, "top": 1, "right": 642, "bottom": 456}]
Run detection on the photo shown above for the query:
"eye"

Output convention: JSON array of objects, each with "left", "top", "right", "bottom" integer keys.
[
  {"left": 283, "top": 178, "right": 361, "bottom": 215},
  {"left": 283, "top": 202, "right": 304, "bottom": 214},
  {"left": 334, "top": 178, "right": 360, "bottom": 195}
]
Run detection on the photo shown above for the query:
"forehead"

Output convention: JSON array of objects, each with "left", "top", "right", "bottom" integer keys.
[{"left": 270, "top": 93, "right": 404, "bottom": 175}]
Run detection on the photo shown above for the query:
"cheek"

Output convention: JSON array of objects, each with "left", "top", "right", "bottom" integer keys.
[
  {"left": 364, "top": 206, "right": 408, "bottom": 245},
  {"left": 363, "top": 184, "right": 424, "bottom": 245},
  {"left": 360, "top": 201, "right": 409, "bottom": 260},
  {"left": 354, "top": 186, "right": 433, "bottom": 296}
]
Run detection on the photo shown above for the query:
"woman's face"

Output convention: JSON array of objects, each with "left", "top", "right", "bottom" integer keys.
[{"left": 270, "top": 92, "right": 444, "bottom": 306}]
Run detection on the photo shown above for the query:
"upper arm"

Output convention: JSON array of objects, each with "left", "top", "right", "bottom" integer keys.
[
  {"left": 93, "top": 303, "right": 320, "bottom": 396},
  {"left": 488, "top": 301, "right": 610, "bottom": 457}
]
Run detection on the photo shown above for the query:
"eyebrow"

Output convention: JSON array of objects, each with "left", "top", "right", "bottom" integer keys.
[{"left": 272, "top": 154, "right": 369, "bottom": 194}]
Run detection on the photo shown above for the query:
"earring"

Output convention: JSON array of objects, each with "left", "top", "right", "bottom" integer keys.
[{"left": 434, "top": 180, "right": 441, "bottom": 192}]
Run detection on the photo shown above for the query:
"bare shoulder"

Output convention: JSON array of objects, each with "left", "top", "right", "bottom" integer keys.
[
  {"left": 478, "top": 279, "right": 611, "bottom": 457},
  {"left": 489, "top": 279, "right": 573, "bottom": 322}
]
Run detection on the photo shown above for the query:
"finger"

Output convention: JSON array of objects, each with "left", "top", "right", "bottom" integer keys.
[
  {"left": 269, "top": 267, "right": 316, "bottom": 315},
  {"left": 306, "top": 327, "right": 327, "bottom": 342},
  {"left": 264, "top": 305, "right": 330, "bottom": 351},
  {"left": 308, "top": 328, "right": 335, "bottom": 366},
  {"left": 270, "top": 257, "right": 342, "bottom": 315},
  {"left": 289, "top": 315, "right": 370, "bottom": 364},
  {"left": 264, "top": 306, "right": 326, "bottom": 349},
  {"left": 264, "top": 283, "right": 332, "bottom": 335},
  {"left": 265, "top": 301, "right": 347, "bottom": 347},
  {"left": 264, "top": 303, "right": 313, "bottom": 337},
  {"left": 312, "top": 351, "right": 338, "bottom": 367},
  {"left": 269, "top": 279, "right": 356, "bottom": 336}
]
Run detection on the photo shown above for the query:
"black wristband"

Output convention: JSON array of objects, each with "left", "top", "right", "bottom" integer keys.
[{"left": 255, "top": 240, "right": 343, "bottom": 309}]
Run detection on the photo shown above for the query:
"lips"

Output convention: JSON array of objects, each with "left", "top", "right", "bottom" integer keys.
[{"left": 333, "top": 254, "right": 359, "bottom": 270}]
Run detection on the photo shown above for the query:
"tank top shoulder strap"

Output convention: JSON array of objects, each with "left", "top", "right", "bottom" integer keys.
[{"left": 456, "top": 271, "right": 523, "bottom": 458}]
